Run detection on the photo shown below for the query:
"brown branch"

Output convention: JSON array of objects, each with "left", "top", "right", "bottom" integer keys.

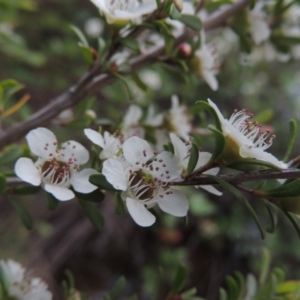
[{"left": 0, "top": 0, "right": 248, "bottom": 150}]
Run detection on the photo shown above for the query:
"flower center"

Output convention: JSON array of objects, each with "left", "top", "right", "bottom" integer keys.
[
  {"left": 129, "top": 170, "right": 155, "bottom": 201},
  {"left": 41, "top": 159, "right": 71, "bottom": 185}
]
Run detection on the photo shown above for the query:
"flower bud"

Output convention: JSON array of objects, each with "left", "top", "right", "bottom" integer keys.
[
  {"left": 85, "top": 109, "right": 97, "bottom": 120},
  {"left": 179, "top": 43, "right": 192, "bottom": 58},
  {"left": 173, "top": 0, "right": 183, "bottom": 11}
]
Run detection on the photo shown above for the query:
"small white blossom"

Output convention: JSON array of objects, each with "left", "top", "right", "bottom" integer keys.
[
  {"left": 144, "top": 106, "right": 164, "bottom": 127},
  {"left": 170, "top": 133, "right": 222, "bottom": 196},
  {"left": 207, "top": 99, "right": 286, "bottom": 168},
  {"left": 248, "top": 3, "right": 270, "bottom": 45},
  {"left": 90, "top": 0, "right": 156, "bottom": 27},
  {"left": 102, "top": 136, "right": 189, "bottom": 226},
  {"left": 84, "top": 128, "right": 122, "bottom": 159},
  {"left": 15, "top": 128, "right": 98, "bottom": 201},
  {"left": 192, "top": 32, "right": 219, "bottom": 91},
  {"left": 167, "top": 95, "right": 192, "bottom": 140},
  {"left": 0, "top": 260, "right": 52, "bottom": 300},
  {"left": 122, "top": 105, "right": 145, "bottom": 140},
  {"left": 84, "top": 17, "right": 104, "bottom": 37}
]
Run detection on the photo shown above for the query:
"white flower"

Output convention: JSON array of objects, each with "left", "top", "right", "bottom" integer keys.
[
  {"left": 248, "top": 3, "right": 270, "bottom": 45},
  {"left": 170, "top": 133, "right": 222, "bottom": 196},
  {"left": 167, "top": 95, "right": 192, "bottom": 140},
  {"left": 122, "top": 105, "right": 145, "bottom": 140},
  {"left": 144, "top": 106, "right": 164, "bottom": 127},
  {"left": 90, "top": 0, "right": 156, "bottom": 27},
  {"left": 193, "top": 32, "right": 219, "bottom": 91},
  {"left": 102, "top": 136, "right": 189, "bottom": 226},
  {"left": 207, "top": 99, "right": 286, "bottom": 168},
  {"left": 15, "top": 128, "right": 98, "bottom": 201},
  {"left": 84, "top": 17, "right": 104, "bottom": 37},
  {"left": 0, "top": 260, "right": 52, "bottom": 300},
  {"left": 84, "top": 128, "right": 122, "bottom": 160}
]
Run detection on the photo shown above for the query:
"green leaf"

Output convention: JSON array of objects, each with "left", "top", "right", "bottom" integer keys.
[
  {"left": 170, "top": 264, "right": 188, "bottom": 294},
  {"left": 265, "top": 179, "right": 300, "bottom": 198},
  {"left": 219, "top": 288, "right": 228, "bottom": 300},
  {"left": 64, "top": 269, "right": 75, "bottom": 290},
  {"left": 0, "top": 144, "right": 23, "bottom": 166},
  {"left": 277, "top": 280, "right": 300, "bottom": 294},
  {"left": 283, "top": 211, "right": 300, "bottom": 241},
  {"left": 209, "top": 175, "right": 266, "bottom": 239},
  {"left": 228, "top": 159, "right": 283, "bottom": 172},
  {"left": 12, "top": 185, "right": 41, "bottom": 195},
  {"left": 79, "top": 199, "right": 105, "bottom": 230},
  {"left": 195, "top": 101, "right": 222, "bottom": 132},
  {"left": 0, "top": 174, "right": 6, "bottom": 192},
  {"left": 226, "top": 276, "right": 239, "bottom": 300},
  {"left": 263, "top": 201, "right": 277, "bottom": 234},
  {"left": 89, "top": 174, "right": 117, "bottom": 191},
  {"left": 207, "top": 125, "right": 225, "bottom": 162},
  {"left": 254, "top": 273, "right": 277, "bottom": 300},
  {"left": 46, "top": 192, "right": 59, "bottom": 211},
  {"left": 283, "top": 119, "right": 297, "bottom": 162},
  {"left": 10, "top": 199, "right": 33, "bottom": 230},
  {"left": 259, "top": 249, "right": 271, "bottom": 285},
  {"left": 187, "top": 142, "right": 199, "bottom": 175},
  {"left": 119, "top": 37, "right": 140, "bottom": 52},
  {"left": 131, "top": 73, "right": 148, "bottom": 91},
  {"left": 114, "top": 192, "right": 125, "bottom": 215},
  {"left": 104, "top": 276, "right": 126, "bottom": 300},
  {"left": 75, "top": 188, "right": 105, "bottom": 202},
  {"left": 114, "top": 73, "right": 134, "bottom": 100},
  {"left": 69, "top": 24, "right": 89, "bottom": 47},
  {"left": 178, "top": 14, "right": 202, "bottom": 31},
  {"left": 234, "top": 271, "right": 245, "bottom": 300},
  {"left": 78, "top": 43, "right": 94, "bottom": 65}
]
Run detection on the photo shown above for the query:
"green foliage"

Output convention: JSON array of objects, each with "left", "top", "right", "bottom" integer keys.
[{"left": 187, "top": 142, "right": 199, "bottom": 175}]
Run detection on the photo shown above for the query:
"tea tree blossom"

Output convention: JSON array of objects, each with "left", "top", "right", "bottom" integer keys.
[
  {"left": 0, "top": 260, "right": 52, "bottom": 300},
  {"left": 170, "top": 133, "right": 222, "bottom": 196},
  {"left": 84, "top": 128, "right": 123, "bottom": 159},
  {"left": 102, "top": 136, "right": 189, "bottom": 226},
  {"left": 207, "top": 99, "right": 286, "bottom": 168},
  {"left": 15, "top": 128, "right": 98, "bottom": 201},
  {"left": 90, "top": 0, "right": 157, "bottom": 27},
  {"left": 122, "top": 105, "right": 145, "bottom": 140}
]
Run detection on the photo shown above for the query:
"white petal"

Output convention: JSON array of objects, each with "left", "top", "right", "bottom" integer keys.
[
  {"left": 26, "top": 127, "right": 57, "bottom": 157},
  {"left": 170, "top": 133, "right": 188, "bottom": 162},
  {"left": 158, "top": 189, "right": 189, "bottom": 217},
  {"left": 102, "top": 159, "right": 128, "bottom": 190},
  {"left": 123, "top": 136, "right": 153, "bottom": 165},
  {"left": 44, "top": 184, "right": 75, "bottom": 201},
  {"left": 197, "top": 185, "right": 222, "bottom": 196},
  {"left": 247, "top": 148, "right": 285, "bottom": 168},
  {"left": 203, "top": 70, "right": 218, "bottom": 91},
  {"left": 71, "top": 168, "right": 98, "bottom": 193},
  {"left": 84, "top": 129, "right": 104, "bottom": 148},
  {"left": 126, "top": 197, "right": 156, "bottom": 227},
  {"left": 151, "top": 151, "right": 182, "bottom": 182},
  {"left": 203, "top": 167, "right": 220, "bottom": 176},
  {"left": 15, "top": 158, "right": 41, "bottom": 186},
  {"left": 59, "top": 141, "right": 89, "bottom": 165},
  {"left": 195, "top": 152, "right": 212, "bottom": 170}
]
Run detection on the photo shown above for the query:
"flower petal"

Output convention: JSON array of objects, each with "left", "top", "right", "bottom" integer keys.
[
  {"left": 197, "top": 185, "right": 222, "bottom": 196},
  {"left": 123, "top": 136, "right": 153, "bottom": 165},
  {"left": 170, "top": 133, "right": 188, "bottom": 162},
  {"left": 126, "top": 197, "right": 156, "bottom": 227},
  {"left": 158, "top": 189, "right": 189, "bottom": 217},
  {"left": 59, "top": 141, "right": 89, "bottom": 165},
  {"left": 102, "top": 158, "right": 128, "bottom": 190},
  {"left": 26, "top": 127, "right": 57, "bottom": 157},
  {"left": 71, "top": 168, "right": 98, "bottom": 193},
  {"left": 207, "top": 99, "right": 226, "bottom": 124},
  {"left": 84, "top": 129, "right": 104, "bottom": 148},
  {"left": 15, "top": 158, "right": 41, "bottom": 186},
  {"left": 44, "top": 184, "right": 74, "bottom": 201},
  {"left": 195, "top": 152, "right": 212, "bottom": 170}
]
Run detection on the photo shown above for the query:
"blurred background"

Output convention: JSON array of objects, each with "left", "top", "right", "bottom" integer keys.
[{"left": 1, "top": 0, "right": 300, "bottom": 299}]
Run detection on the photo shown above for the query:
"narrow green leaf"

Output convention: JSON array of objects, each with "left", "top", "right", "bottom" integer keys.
[
  {"left": 263, "top": 201, "right": 277, "bottom": 233},
  {"left": 75, "top": 189, "right": 105, "bottom": 202},
  {"left": 0, "top": 145, "right": 23, "bottom": 166},
  {"left": 0, "top": 174, "right": 6, "bottom": 192},
  {"left": 195, "top": 101, "right": 222, "bottom": 132},
  {"left": 187, "top": 143, "right": 199, "bottom": 175},
  {"left": 10, "top": 199, "right": 33, "bottom": 230},
  {"left": 78, "top": 43, "right": 93, "bottom": 65},
  {"left": 170, "top": 264, "right": 188, "bottom": 294},
  {"left": 277, "top": 280, "right": 300, "bottom": 294},
  {"left": 228, "top": 159, "right": 283, "bottom": 172},
  {"left": 119, "top": 37, "right": 140, "bottom": 51},
  {"left": 254, "top": 273, "right": 277, "bottom": 300},
  {"left": 89, "top": 174, "right": 117, "bottom": 191},
  {"left": 283, "top": 119, "right": 297, "bottom": 162},
  {"left": 209, "top": 175, "right": 266, "bottom": 239},
  {"left": 226, "top": 276, "right": 238, "bottom": 300},
  {"left": 207, "top": 125, "right": 225, "bottom": 162},
  {"left": 265, "top": 179, "right": 300, "bottom": 198},
  {"left": 79, "top": 199, "right": 105, "bottom": 230},
  {"left": 64, "top": 269, "right": 75, "bottom": 290},
  {"left": 13, "top": 185, "right": 41, "bottom": 195},
  {"left": 219, "top": 288, "right": 228, "bottom": 300},
  {"left": 131, "top": 73, "right": 148, "bottom": 91},
  {"left": 259, "top": 249, "right": 271, "bottom": 285},
  {"left": 234, "top": 271, "right": 245, "bottom": 300},
  {"left": 105, "top": 276, "right": 126, "bottom": 300},
  {"left": 69, "top": 24, "right": 89, "bottom": 47},
  {"left": 114, "top": 73, "right": 134, "bottom": 100},
  {"left": 283, "top": 211, "right": 300, "bottom": 241},
  {"left": 178, "top": 14, "right": 202, "bottom": 31},
  {"left": 46, "top": 192, "right": 59, "bottom": 211},
  {"left": 114, "top": 192, "right": 125, "bottom": 215}
]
